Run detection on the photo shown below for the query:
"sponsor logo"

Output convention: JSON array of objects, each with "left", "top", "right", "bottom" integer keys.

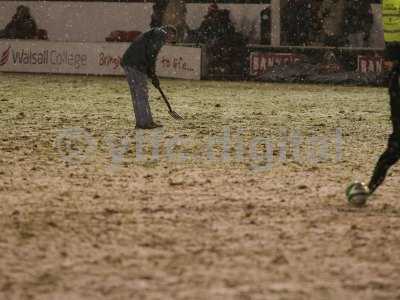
[
  {"left": 320, "top": 51, "right": 342, "bottom": 72},
  {"left": 99, "top": 52, "right": 121, "bottom": 70},
  {"left": 357, "top": 55, "right": 384, "bottom": 73},
  {"left": 4, "top": 48, "right": 87, "bottom": 69},
  {"left": 250, "top": 52, "right": 303, "bottom": 76},
  {"left": 0, "top": 46, "right": 11, "bottom": 66},
  {"left": 160, "top": 56, "right": 194, "bottom": 72}
]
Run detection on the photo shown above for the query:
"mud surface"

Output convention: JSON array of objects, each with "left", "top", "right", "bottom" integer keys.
[{"left": 1, "top": 73, "right": 400, "bottom": 300}]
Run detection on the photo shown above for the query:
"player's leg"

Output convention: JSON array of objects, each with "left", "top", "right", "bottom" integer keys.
[
  {"left": 368, "top": 135, "right": 400, "bottom": 193},
  {"left": 123, "top": 66, "right": 155, "bottom": 128},
  {"left": 367, "top": 63, "right": 400, "bottom": 194}
]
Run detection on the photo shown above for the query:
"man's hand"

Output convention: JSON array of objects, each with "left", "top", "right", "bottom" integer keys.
[{"left": 151, "top": 76, "right": 160, "bottom": 88}]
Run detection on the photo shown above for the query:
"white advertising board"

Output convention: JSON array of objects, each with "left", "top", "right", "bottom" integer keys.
[{"left": 0, "top": 40, "right": 203, "bottom": 80}]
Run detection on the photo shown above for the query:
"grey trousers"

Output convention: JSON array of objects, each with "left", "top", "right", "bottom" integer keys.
[{"left": 123, "top": 65, "right": 154, "bottom": 127}]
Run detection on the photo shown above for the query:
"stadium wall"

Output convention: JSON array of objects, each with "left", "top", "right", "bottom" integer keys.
[
  {"left": 0, "top": 1, "right": 153, "bottom": 42},
  {"left": 0, "top": 1, "right": 270, "bottom": 42}
]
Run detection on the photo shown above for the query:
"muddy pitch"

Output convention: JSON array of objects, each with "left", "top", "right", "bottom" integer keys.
[{"left": 1, "top": 73, "right": 400, "bottom": 300}]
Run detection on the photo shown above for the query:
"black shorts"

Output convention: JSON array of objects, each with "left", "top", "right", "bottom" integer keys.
[{"left": 385, "top": 42, "right": 400, "bottom": 61}]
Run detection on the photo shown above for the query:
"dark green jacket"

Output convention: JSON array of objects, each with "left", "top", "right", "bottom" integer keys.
[{"left": 121, "top": 27, "right": 167, "bottom": 79}]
